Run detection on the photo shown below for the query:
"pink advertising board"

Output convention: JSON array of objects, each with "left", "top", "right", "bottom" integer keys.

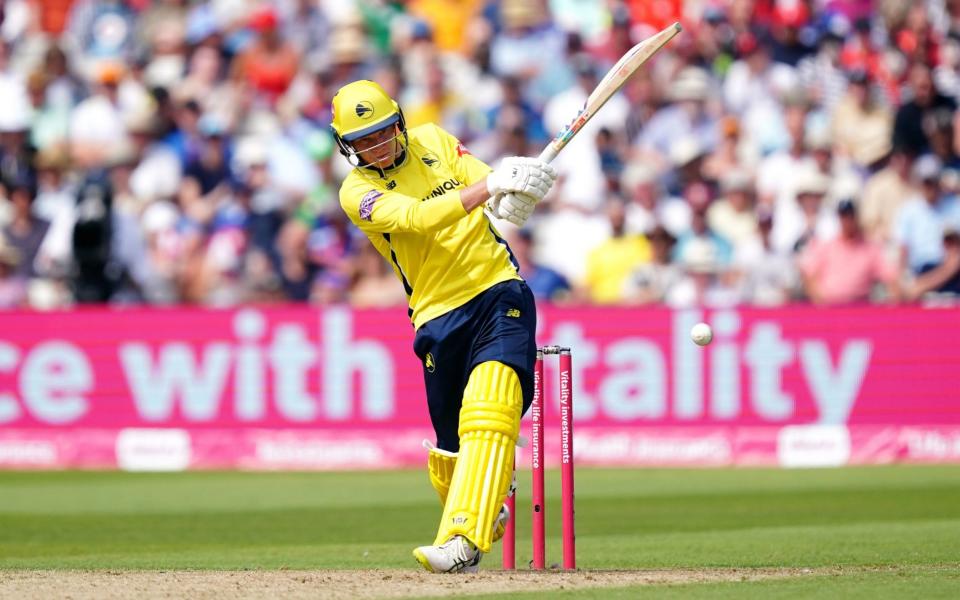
[{"left": 0, "top": 305, "right": 958, "bottom": 470}]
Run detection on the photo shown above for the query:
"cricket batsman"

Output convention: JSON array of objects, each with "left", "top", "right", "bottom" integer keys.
[{"left": 331, "top": 80, "right": 557, "bottom": 572}]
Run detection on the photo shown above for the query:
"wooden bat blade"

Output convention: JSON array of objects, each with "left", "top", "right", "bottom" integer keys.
[{"left": 539, "top": 22, "right": 682, "bottom": 163}]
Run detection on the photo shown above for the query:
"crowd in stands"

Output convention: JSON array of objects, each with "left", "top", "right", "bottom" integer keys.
[{"left": 0, "top": 0, "right": 959, "bottom": 310}]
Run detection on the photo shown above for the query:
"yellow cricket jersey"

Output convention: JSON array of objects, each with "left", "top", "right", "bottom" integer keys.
[{"left": 339, "top": 123, "right": 521, "bottom": 329}]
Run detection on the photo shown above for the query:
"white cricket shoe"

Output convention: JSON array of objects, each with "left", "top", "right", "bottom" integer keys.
[{"left": 413, "top": 535, "right": 481, "bottom": 573}]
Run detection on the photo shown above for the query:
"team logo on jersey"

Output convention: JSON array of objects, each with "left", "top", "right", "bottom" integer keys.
[
  {"left": 421, "top": 153, "right": 440, "bottom": 168},
  {"left": 355, "top": 101, "right": 374, "bottom": 119},
  {"left": 425, "top": 352, "right": 436, "bottom": 373},
  {"left": 358, "top": 190, "right": 382, "bottom": 221},
  {"left": 386, "top": 180, "right": 397, "bottom": 190}
]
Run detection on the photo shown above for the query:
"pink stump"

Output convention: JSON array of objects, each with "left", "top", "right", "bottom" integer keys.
[
  {"left": 559, "top": 349, "right": 576, "bottom": 570},
  {"left": 531, "top": 351, "right": 546, "bottom": 570},
  {"left": 502, "top": 459, "right": 516, "bottom": 570}
]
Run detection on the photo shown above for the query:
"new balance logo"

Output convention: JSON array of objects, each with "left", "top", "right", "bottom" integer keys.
[{"left": 506, "top": 308, "right": 521, "bottom": 318}]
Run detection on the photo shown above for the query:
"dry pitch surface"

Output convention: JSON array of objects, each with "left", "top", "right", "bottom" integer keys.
[{"left": 0, "top": 567, "right": 844, "bottom": 599}]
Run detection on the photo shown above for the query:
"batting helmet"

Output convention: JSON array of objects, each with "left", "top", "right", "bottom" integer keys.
[{"left": 330, "top": 80, "right": 406, "bottom": 161}]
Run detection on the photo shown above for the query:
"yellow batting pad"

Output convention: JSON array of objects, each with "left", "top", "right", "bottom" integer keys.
[
  {"left": 435, "top": 361, "right": 522, "bottom": 552},
  {"left": 426, "top": 444, "right": 458, "bottom": 506}
]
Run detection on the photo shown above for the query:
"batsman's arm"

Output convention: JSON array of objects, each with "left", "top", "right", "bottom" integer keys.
[{"left": 340, "top": 182, "right": 491, "bottom": 235}]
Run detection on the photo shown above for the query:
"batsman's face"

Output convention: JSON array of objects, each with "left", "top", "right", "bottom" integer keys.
[{"left": 354, "top": 125, "right": 401, "bottom": 168}]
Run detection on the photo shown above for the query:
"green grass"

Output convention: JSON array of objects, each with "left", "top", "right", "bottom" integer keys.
[
  {"left": 449, "top": 566, "right": 960, "bottom": 599},
  {"left": 1, "top": 466, "right": 959, "bottom": 597}
]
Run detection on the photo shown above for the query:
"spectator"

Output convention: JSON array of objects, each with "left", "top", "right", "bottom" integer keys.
[
  {"left": 0, "top": 235, "right": 25, "bottom": 308},
  {"left": 800, "top": 200, "right": 898, "bottom": 305},
  {"left": 326, "top": 25, "right": 370, "bottom": 87},
  {"left": 894, "top": 155, "right": 960, "bottom": 276},
  {"left": 404, "top": 58, "right": 465, "bottom": 133},
  {"left": 905, "top": 228, "right": 960, "bottom": 300},
  {"left": 2, "top": 176, "right": 48, "bottom": 279},
  {"left": 139, "top": 200, "right": 182, "bottom": 304},
  {"left": 805, "top": 125, "right": 859, "bottom": 206},
  {"left": 756, "top": 89, "right": 813, "bottom": 203},
  {"left": 768, "top": 3, "right": 814, "bottom": 66},
  {"left": 798, "top": 28, "right": 848, "bottom": 112},
  {"left": 127, "top": 107, "right": 182, "bottom": 207},
  {"left": 667, "top": 135, "right": 711, "bottom": 197},
  {"left": 673, "top": 182, "right": 733, "bottom": 267},
  {"left": 707, "top": 169, "right": 758, "bottom": 251},
  {"left": 831, "top": 69, "right": 893, "bottom": 169},
  {"left": 772, "top": 167, "right": 838, "bottom": 253},
  {"left": 234, "top": 5, "right": 301, "bottom": 105},
  {"left": 620, "top": 162, "right": 689, "bottom": 237},
  {"left": 624, "top": 224, "right": 681, "bottom": 304},
  {"left": 756, "top": 92, "right": 815, "bottom": 209},
  {"left": 504, "top": 228, "right": 571, "bottom": 303},
  {"left": 638, "top": 67, "right": 719, "bottom": 169},
  {"left": 0, "top": 78, "right": 34, "bottom": 187},
  {"left": 702, "top": 115, "right": 757, "bottom": 181},
  {"left": 484, "top": 76, "right": 547, "bottom": 146},
  {"left": 281, "top": 0, "right": 330, "bottom": 55},
  {"left": 724, "top": 31, "right": 797, "bottom": 120},
  {"left": 489, "top": 0, "right": 562, "bottom": 84},
  {"left": 583, "top": 198, "right": 651, "bottom": 304},
  {"left": 42, "top": 43, "right": 84, "bottom": 111},
  {"left": 666, "top": 237, "right": 740, "bottom": 308},
  {"left": 183, "top": 114, "right": 231, "bottom": 197},
  {"left": 860, "top": 147, "right": 915, "bottom": 244},
  {"left": 25, "top": 71, "right": 69, "bottom": 153},
  {"left": 733, "top": 207, "right": 797, "bottom": 306},
  {"left": 926, "top": 105, "right": 960, "bottom": 169},
  {"left": 68, "top": 61, "right": 128, "bottom": 168},
  {"left": 893, "top": 63, "right": 957, "bottom": 156}
]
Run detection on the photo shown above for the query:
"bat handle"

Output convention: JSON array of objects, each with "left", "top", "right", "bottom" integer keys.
[{"left": 537, "top": 145, "right": 559, "bottom": 164}]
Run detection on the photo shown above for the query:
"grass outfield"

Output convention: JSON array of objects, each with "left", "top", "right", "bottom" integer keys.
[{"left": 1, "top": 466, "right": 959, "bottom": 597}]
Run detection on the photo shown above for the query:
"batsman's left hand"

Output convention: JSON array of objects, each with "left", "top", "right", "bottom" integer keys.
[
  {"left": 487, "top": 192, "right": 537, "bottom": 227},
  {"left": 486, "top": 157, "right": 558, "bottom": 202}
]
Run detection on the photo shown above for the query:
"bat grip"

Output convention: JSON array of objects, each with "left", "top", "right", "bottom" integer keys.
[{"left": 537, "top": 145, "right": 559, "bottom": 164}]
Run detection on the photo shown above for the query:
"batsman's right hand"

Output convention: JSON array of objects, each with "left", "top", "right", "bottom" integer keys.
[
  {"left": 487, "top": 192, "right": 536, "bottom": 227},
  {"left": 486, "top": 156, "right": 557, "bottom": 202}
]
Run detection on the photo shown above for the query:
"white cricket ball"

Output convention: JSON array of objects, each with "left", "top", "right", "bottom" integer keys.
[{"left": 691, "top": 322, "right": 713, "bottom": 346}]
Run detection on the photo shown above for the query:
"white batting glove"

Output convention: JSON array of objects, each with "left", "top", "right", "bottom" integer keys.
[
  {"left": 486, "top": 157, "right": 558, "bottom": 202},
  {"left": 487, "top": 192, "right": 537, "bottom": 227}
]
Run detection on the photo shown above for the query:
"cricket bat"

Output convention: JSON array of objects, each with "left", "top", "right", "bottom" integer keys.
[{"left": 538, "top": 22, "right": 683, "bottom": 164}]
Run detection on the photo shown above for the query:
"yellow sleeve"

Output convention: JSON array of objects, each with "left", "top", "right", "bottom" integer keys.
[
  {"left": 430, "top": 124, "right": 493, "bottom": 186},
  {"left": 340, "top": 183, "right": 468, "bottom": 234}
]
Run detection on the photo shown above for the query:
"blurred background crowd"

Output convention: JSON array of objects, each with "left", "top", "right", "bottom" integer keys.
[{"left": 0, "top": 0, "right": 959, "bottom": 310}]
